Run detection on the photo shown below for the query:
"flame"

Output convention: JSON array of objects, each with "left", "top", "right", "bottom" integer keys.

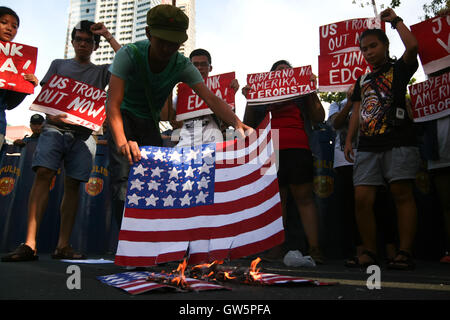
[
  {"left": 224, "top": 271, "right": 236, "bottom": 280},
  {"left": 249, "top": 257, "right": 262, "bottom": 281},
  {"left": 171, "top": 259, "right": 188, "bottom": 286},
  {"left": 192, "top": 260, "right": 223, "bottom": 270}
]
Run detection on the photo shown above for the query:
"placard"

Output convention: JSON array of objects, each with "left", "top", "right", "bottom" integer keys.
[
  {"left": 319, "top": 50, "right": 372, "bottom": 92},
  {"left": 410, "top": 14, "right": 450, "bottom": 75},
  {"left": 408, "top": 70, "right": 450, "bottom": 122},
  {"left": 318, "top": 18, "right": 384, "bottom": 92},
  {"left": 0, "top": 41, "right": 37, "bottom": 94},
  {"left": 176, "top": 72, "right": 236, "bottom": 121},
  {"left": 245, "top": 66, "right": 316, "bottom": 106},
  {"left": 30, "top": 74, "right": 107, "bottom": 131}
]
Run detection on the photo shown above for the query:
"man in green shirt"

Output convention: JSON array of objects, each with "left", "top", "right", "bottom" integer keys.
[{"left": 107, "top": 5, "right": 252, "bottom": 225}]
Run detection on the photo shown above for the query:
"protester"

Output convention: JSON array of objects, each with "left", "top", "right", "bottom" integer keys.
[
  {"left": 421, "top": 66, "right": 450, "bottom": 264},
  {"left": 172, "top": 48, "right": 240, "bottom": 147},
  {"left": 0, "top": 6, "right": 39, "bottom": 149},
  {"left": 344, "top": 8, "right": 420, "bottom": 270},
  {"left": 13, "top": 114, "right": 45, "bottom": 147},
  {"left": 106, "top": 5, "right": 252, "bottom": 226},
  {"left": 243, "top": 60, "right": 325, "bottom": 264},
  {"left": 1, "top": 20, "right": 120, "bottom": 262}
]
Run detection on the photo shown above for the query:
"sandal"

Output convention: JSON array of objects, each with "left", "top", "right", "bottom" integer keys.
[
  {"left": 51, "top": 245, "right": 86, "bottom": 260},
  {"left": 387, "top": 250, "right": 415, "bottom": 270},
  {"left": 1, "top": 243, "right": 39, "bottom": 262},
  {"left": 309, "top": 246, "right": 325, "bottom": 265},
  {"left": 345, "top": 250, "right": 378, "bottom": 269}
]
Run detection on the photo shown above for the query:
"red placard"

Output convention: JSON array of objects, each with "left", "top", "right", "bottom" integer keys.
[
  {"left": 319, "top": 17, "right": 383, "bottom": 56},
  {"left": 245, "top": 66, "right": 316, "bottom": 106},
  {"left": 318, "top": 18, "right": 384, "bottom": 92},
  {"left": 0, "top": 41, "right": 38, "bottom": 94},
  {"left": 410, "top": 14, "right": 450, "bottom": 75},
  {"left": 30, "top": 74, "right": 107, "bottom": 131},
  {"left": 319, "top": 50, "right": 372, "bottom": 92},
  {"left": 408, "top": 70, "right": 450, "bottom": 122},
  {"left": 176, "top": 72, "right": 236, "bottom": 121}
]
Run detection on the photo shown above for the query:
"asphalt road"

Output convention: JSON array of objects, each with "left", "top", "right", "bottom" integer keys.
[{"left": 1, "top": 253, "right": 449, "bottom": 311}]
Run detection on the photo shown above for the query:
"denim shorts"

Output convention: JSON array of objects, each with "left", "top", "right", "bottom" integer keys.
[
  {"left": 353, "top": 146, "right": 420, "bottom": 186},
  {"left": 32, "top": 125, "right": 96, "bottom": 182}
]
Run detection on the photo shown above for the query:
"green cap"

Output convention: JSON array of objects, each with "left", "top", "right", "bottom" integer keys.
[{"left": 147, "top": 5, "right": 189, "bottom": 44}]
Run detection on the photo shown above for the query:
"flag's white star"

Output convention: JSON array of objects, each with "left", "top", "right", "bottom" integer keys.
[
  {"left": 153, "top": 149, "right": 165, "bottom": 161},
  {"left": 163, "top": 195, "right": 176, "bottom": 207},
  {"left": 140, "top": 148, "right": 152, "bottom": 160},
  {"left": 198, "top": 162, "right": 213, "bottom": 174},
  {"left": 184, "top": 165, "right": 195, "bottom": 178},
  {"left": 180, "top": 193, "right": 192, "bottom": 206},
  {"left": 169, "top": 150, "right": 182, "bottom": 162},
  {"left": 147, "top": 180, "right": 161, "bottom": 191},
  {"left": 145, "top": 194, "right": 159, "bottom": 206},
  {"left": 197, "top": 177, "right": 210, "bottom": 189},
  {"left": 166, "top": 180, "right": 179, "bottom": 192},
  {"left": 185, "top": 148, "right": 200, "bottom": 162},
  {"left": 168, "top": 167, "right": 181, "bottom": 179},
  {"left": 195, "top": 191, "right": 207, "bottom": 204},
  {"left": 202, "top": 147, "right": 214, "bottom": 158},
  {"left": 127, "top": 193, "right": 142, "bottom": 206},
  {"left": 133, "top": 164, "right": 147, "bottom": 176},
  {"left": 130, "top": 178, "right": 144, "bottom": 191},
  {"left": 151, "top": 166, "right": 163, "bottom": 177},
  {"left": 182, "top": 180, "right": 194, "bottom": 191}
]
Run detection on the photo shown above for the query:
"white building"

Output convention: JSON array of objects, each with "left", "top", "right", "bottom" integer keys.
[{"left": 64, "top": 0, "right": 196, "bottom": 64}]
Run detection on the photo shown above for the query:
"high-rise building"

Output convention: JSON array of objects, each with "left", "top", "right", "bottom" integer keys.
[{"left": 64, "top": 0, "right": 196, "bottom": 64}]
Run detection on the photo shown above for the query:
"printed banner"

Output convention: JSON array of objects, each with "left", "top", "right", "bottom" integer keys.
[
  {"left": 176, "top": 72, "right": 236, "bottom": 121},
  {"left": 319, "top": 50, "right": 372, "bottom": 92},
  {"left": 318, "top": 18, "right": 384, "bottom": 92},
  {"left": 30, "top": 74, "right": 107, "bottom": 131},
  {"left": 0, "top": 41, "right": 37, "bottom": 94},
  {"left": 408, "top": 70, "right": 450, "bottom": 122},
  {"left": 411, "top": 14, "right": 450, "bottom": 75},
  {"left": 245, "top": 66, "right": 316, "bottom": 106}
]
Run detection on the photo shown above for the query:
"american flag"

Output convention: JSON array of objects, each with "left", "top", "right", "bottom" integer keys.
[{"left": 115, "top": 115, "right": 284, "bottom": 267}]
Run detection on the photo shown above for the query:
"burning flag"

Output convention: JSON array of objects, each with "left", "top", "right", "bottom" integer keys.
[{"left": 115, "top": 115, "right": 284, "bottom": 267}]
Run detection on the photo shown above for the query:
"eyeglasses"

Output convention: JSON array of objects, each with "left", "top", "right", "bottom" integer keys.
[
  {"left": 192, "top": 61, "right": 210, "bottom": 68},
  {"left": 73, "top": 36, "right": 94, "bottom": 45}
]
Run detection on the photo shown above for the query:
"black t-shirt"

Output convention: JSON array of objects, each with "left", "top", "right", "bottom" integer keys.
[{"left": 352, "top": 58, "right": 418, "bottom": 152}]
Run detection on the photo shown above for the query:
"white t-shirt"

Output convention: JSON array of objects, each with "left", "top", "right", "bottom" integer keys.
[
  {"left": 428, "top": 116, "right": 450, "bottom": 170},
  {"left": 327, "top": 99, "right": 355, "bottom": 168}
]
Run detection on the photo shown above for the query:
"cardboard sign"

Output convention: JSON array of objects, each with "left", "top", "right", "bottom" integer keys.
[
  {"left": 0, "top": 41, "right": 38, "bottom": 94},
  {"left": 245, "top": 66, "right": 316, "bottom": 106},
  {"left": 318, "top": 18, "right": 384, "bottom": 92},
  {"left": 408, "top": 70, "right": 450, "bottom": 122},
  {"left": 30, "top": 74, "right": 107, "bottom": 131},
  {"left": 176, "top": 72, "right": 236, "bottom": 121},
  {"left": 411, "top": 14, "right": 450, "bottom": 75},
  {"left": 319, "top": 50, "right": 372, "bottom": 92},
  {"left": 319, "top": 17, "right": 383, "bottom": 55}
]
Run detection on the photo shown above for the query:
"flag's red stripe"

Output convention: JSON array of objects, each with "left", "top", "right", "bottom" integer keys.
[
  {"left": 214, "top": 153, "right": 276, "bottom": 192},
  {"left": 215, "top": 131, "right": 272, "bottom": 169},
  {"left": 124, "top": 177, "right": 280, "bottom": 220},
  {"left": 115, "top": 250, "right": 187, "bottom": 267},
  {"left": 119, "top": 202, "right": 281, "bottom": 242}
]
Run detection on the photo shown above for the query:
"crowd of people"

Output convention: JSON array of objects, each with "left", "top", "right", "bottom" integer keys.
[{"left": 0, "top": 4, "right": 448, "bottom": 271}]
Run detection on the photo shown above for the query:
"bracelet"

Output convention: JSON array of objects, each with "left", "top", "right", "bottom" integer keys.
[
  {"left": 105, "top": 35, "right": 114, "bottom": 42},
  {"left": 390, "top": 16, "right": 403, "bottom": 29}
]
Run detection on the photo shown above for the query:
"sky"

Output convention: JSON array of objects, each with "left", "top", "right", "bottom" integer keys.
[{"left": 2, "top": 0, "right": 432, "bottom": 127}]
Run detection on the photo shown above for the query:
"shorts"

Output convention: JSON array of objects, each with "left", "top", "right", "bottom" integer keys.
[
  {"left": 353, "top": 146, "right": 420, "bottom": 186},
  {"left": 277, "top": 148, "right": 314, "bottom": 187},
  {"left": 32, "top": 125, "right": 96, "bottom": 182}
]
